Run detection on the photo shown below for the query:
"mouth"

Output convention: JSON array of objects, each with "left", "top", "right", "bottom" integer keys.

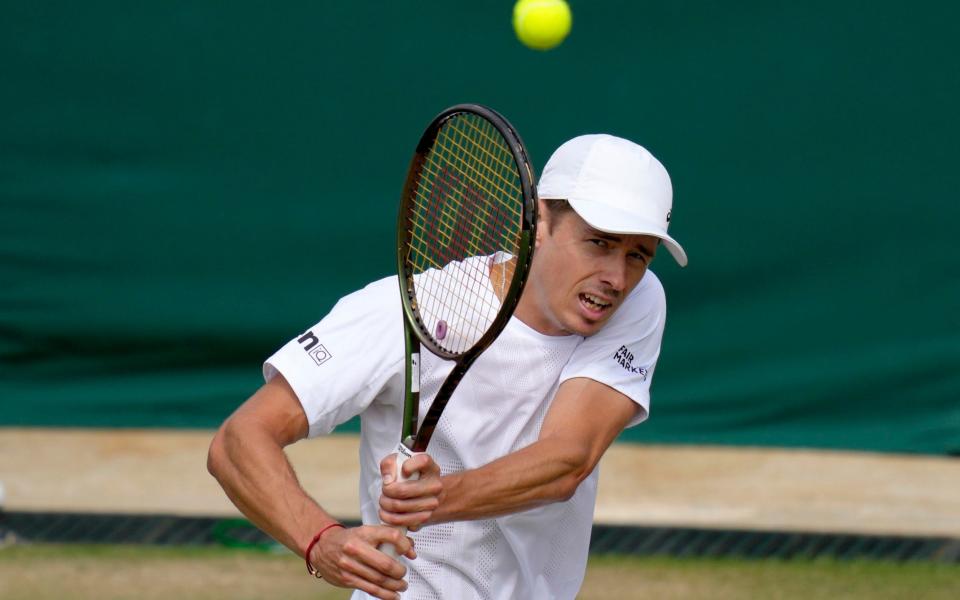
[{"left": 579, "top": 292, "right": 613, "bottom": 318}]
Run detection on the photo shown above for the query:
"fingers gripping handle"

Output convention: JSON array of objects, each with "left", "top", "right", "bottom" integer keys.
[{"left": 379, "top": 441, "right": 420, "bottom": 559}]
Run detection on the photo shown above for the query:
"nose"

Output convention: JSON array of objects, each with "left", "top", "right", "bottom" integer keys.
[{"left": 599, "top": 256, "right": 628, "bottom": 293}]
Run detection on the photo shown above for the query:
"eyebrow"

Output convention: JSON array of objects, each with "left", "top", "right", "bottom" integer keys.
[{"left": 586, "top": 228, "right": 655, "bottom": 257}]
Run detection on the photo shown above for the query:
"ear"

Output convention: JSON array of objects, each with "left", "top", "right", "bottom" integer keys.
[{"left": 535, "top": 199, "right": 549, "bottom": 247}]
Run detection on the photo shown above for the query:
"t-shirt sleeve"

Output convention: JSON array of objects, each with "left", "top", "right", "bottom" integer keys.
[
  {"left": 262, "top": 275, "right": 405, "bottom": 438},
  {"left": 559, "top": 270, "right": 667, "bottom": 427}
]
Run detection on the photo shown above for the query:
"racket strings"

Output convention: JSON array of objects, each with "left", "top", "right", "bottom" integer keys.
[
  {"left": 405, "top": 113, "right": 524, "bottom": 355},
  {"left": 435, "top": 119, "right": 524, "bottom": 204},
  {"left": 417, "top": 138, "right": 521, "bottom": 232}
]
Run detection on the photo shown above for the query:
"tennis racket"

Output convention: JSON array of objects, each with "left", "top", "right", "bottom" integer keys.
[{"left": 380, "top": 104, "right": 538, "bottom": 556}]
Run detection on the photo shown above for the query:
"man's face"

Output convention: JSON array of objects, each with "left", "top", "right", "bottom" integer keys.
[{"left": 516, "top": 201, "right": 658, "bottom": 337}]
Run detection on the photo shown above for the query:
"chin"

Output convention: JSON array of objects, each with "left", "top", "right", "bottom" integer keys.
[{"left": 565, "top": 318, "right": 606, "bottom": 337}]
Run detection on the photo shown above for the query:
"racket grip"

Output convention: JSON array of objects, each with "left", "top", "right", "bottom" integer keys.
[{"left": 378, "top": 441, "right": 421, "bottom": 559}]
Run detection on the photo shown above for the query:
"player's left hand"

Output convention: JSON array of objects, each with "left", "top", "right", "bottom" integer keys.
[{"left": 378, "top": 452, "right": 443, "bottom": 531}]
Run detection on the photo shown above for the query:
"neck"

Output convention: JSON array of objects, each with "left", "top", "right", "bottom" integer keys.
[
  {"left": 490, "top": 257, "right": 570, "bottom": 337},
  {"left": 489, "top": 256, "right": 515, "bottom": 302}
]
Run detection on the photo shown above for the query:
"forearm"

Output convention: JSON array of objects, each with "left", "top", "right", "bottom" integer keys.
[
  {"left": 429, "top": 437, "right": 588, "bottom": 524},
  {"left": 209, "top": 421, "right": 333, "bottom": 556},
  {"left": 425, "top": 378, "right": 638, "bottom": 525}
]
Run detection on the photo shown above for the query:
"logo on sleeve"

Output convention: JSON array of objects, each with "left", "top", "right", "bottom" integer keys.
[
  {"left": 613, "top": 345, "right": 648, "bottom": 380},
  {"left": 298, "top": 330, "right": 333, "bottom": 366}
]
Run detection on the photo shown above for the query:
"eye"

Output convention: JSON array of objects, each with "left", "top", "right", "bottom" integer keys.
[{"left": 588, "top": 239, "right": 608, "bottom": 248}]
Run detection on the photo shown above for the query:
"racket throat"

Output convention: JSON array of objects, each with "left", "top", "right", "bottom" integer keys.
[{"left": 411, "top": 359, "right": 474, "bottom": 452}]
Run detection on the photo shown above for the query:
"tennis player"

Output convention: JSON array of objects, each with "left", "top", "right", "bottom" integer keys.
[{"left": 208, "top": 134, "right": 687, "bottom": 600}]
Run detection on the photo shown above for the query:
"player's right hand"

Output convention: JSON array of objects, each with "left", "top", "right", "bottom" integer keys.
[
  {"left": 379, "top": 452, "right": 443, "bottom": 531},
  {"left": 308, "top": 524, "right": 416, "bottom": 600}
]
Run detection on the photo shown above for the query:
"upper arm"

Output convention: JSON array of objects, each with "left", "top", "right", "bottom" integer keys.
[
  {"left": 537, "top": 377, "right": 638, "bottom": 480},
  {"left": 262, "top": 276, "right": 405, "bottom": 439},
  {"left": 216, "top": 374, "right": 309, "bottom": 449},
  {"left": 558, "top": 272, "right": 667, "bottom": 429},
  {"left": 536, "top": 273, "right": 668, "bottom": 478}
]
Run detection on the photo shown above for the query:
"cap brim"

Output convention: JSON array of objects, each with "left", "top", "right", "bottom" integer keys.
[
  {"left": 567, "top": 197, "right": 688, "bottom": 267},
  {"left": 659, "top": 236, "right": 688, "bottom": 268}
]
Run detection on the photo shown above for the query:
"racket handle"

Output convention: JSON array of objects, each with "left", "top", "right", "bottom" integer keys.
[{"left": 378, "top": 441, "right": 420, "bottom": 559}]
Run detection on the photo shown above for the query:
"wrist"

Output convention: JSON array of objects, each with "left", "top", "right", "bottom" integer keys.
[
  {"left": 304, "top": 522, "right": 345, "bottom": 578},
  {"left": 428, "top": 473, "right": 457, "bottom": 525}
]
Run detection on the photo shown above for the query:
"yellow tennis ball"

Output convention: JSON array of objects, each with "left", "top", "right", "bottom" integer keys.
[{"left": 513, "top": 0, "right": 572, "bottom": 51}]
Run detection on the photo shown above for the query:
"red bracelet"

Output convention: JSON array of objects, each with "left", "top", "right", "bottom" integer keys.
[{"left": 305, "top": 522, "right": 345, "bottom": 578}]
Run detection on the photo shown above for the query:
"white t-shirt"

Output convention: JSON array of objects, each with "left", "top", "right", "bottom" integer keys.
[{"left": 264, "top": 260, "right": 667, "bottom": 600}]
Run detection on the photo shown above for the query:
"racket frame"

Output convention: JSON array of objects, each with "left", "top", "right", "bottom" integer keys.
[{"left": 395, "top": 104, "right": 538, "bottom": 453}]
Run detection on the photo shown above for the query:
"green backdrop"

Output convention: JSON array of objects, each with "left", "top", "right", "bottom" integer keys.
[{"left": 2, "top": 1, "right": 958, "bottom": 454}]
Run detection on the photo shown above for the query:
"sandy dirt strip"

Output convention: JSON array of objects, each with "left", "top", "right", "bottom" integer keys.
[{"left": 1, "top": 428, "right": 958, "bottom": 537}]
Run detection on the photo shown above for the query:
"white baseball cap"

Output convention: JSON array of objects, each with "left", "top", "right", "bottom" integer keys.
[{"left": 537, "top": 134, "right": 688, "bottom": 267}]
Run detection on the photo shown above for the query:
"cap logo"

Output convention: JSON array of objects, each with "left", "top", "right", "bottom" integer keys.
[{"left": 665, "top": 210, "right": 671, "bottom": 223}]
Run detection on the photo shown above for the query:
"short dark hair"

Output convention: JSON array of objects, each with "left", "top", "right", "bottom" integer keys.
[{"left": 540, "top": 198, "right": 574, "bottom": 232}]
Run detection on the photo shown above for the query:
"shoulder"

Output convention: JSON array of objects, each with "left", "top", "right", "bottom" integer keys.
[
  {"left": 321, "top": 274, "right": 401, "bottom": 327},
  {"left": 334, "top": 274, "right": 399, "bottom": 308},
  {"left": 604, "top": 269, "right": 666, "bottom": 332},
  {"left": 567, "top": 269, "right": 667, "bottom": 362},
  {"left": 266, "top": 273, "right": 402, "bottom": 386},
  {"left": 262, "top": 274, "right": 406, "bottom": 436},
  {"left": 635, "top": 268, "right": 665, "bottom": 299},
  {"left": 561, "top": 270, "right": 668, "bottom": 424},
  {"left": 631, "top": 269, "right": 666, "bottom": 309}
]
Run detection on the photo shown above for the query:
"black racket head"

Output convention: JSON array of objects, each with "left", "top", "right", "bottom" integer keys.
[{"left": 396, "top": 104, "right": 538, "bottom": 361}]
